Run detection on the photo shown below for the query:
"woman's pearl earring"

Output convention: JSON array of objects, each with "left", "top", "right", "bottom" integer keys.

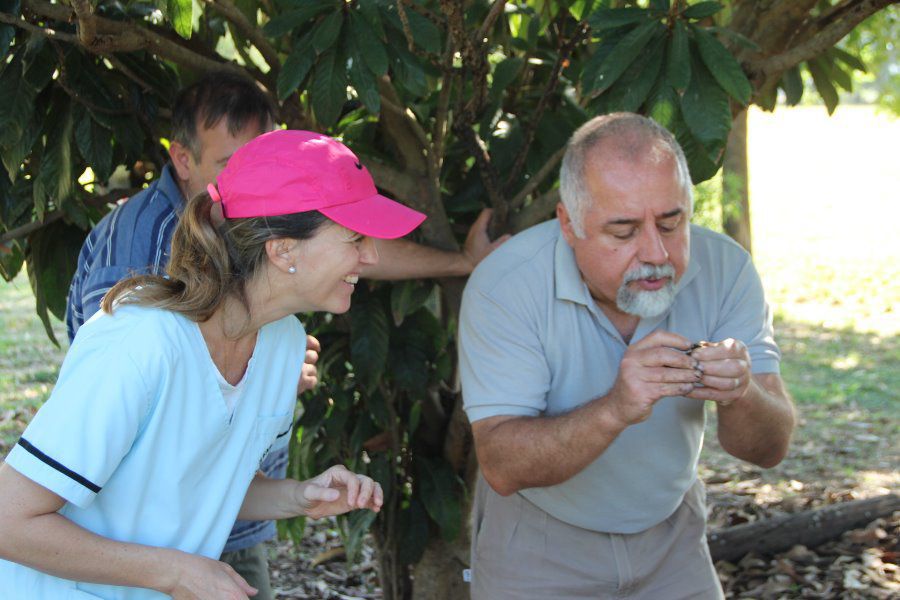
[{"left": 288, "top": 266, "right": 297, "bottom": 274}]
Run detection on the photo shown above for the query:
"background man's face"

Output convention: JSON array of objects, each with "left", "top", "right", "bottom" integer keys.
[
  {"left": 560, "top": 149, "right": 691, "bottom": 321},
  {"left": 183, "top": 118, "right": 265, "bottom": 200}
]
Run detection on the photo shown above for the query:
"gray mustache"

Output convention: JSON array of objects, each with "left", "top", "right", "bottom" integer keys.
[{"left": 622, "top": 263, "right": 675, "bottom": 285}]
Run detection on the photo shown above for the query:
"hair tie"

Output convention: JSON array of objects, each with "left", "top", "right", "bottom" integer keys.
[{"left": 207, "top": 183, "right": 222, "bottom": 202}]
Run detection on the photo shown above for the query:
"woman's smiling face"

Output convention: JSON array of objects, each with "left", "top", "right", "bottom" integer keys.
[{"left": 290, "top": 221, "right": 379, "bottom": 314}]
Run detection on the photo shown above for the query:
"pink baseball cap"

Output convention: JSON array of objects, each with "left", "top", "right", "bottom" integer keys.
[{"left": 207, "top": 130, "right": 426, "bottom": 239}]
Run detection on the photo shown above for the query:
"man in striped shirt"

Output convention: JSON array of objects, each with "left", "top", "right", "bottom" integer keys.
[{"left": 65, "top": 71, "right": 504, "bottom": 599}]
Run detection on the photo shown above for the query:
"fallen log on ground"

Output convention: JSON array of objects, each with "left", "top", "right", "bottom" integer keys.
[{"left": 707, "top": 492, "right": 900, "bottom": 562}]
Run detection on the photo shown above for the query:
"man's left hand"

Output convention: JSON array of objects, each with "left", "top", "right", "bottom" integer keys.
[
  {"left": 463, "top": 208, "right": 511, "bottom": 270},
  {"left": 686, "top": 338, "right": 752, "bottom": 407}
]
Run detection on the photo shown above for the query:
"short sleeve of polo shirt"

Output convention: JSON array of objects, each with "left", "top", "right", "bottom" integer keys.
[
  {"left": 459, "top": 282, "right": 552, "bottom": 423},
  {"left": 5, "top": 322, "right": 156, "bottom": 508},
  {"left": 711, "top": 253, "right": 781, "bottom": 374}
]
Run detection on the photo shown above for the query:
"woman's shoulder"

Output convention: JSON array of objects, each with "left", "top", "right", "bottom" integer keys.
[{"left": 261, "top": 314, "right": 307, "bottom": 355}]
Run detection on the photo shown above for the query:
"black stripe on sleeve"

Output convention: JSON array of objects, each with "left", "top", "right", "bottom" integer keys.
[
  {"left": 275, "top": 426, "right": 291, "bottom": 440},
  {"left": 16, "top": 438, "right": 102, "bottom": 494}
]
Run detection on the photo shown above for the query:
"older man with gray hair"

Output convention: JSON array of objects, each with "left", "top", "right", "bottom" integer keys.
[{"left": 459, "top": 112, "right": 795, "bottom": 599}]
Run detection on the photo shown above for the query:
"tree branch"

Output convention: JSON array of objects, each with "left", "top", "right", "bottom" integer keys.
[
  {"left": 504, "top": 20, "right": 588, "bottom": 193},
  {"left": 509, "top": 144, "right": 566, "bottom": 210},
  {"left": 0, "top": 188, "right": 140, "bottom": 246},
  {"left": 202, "top": 0, "right": 281, "bottom": 75},
  {"left": 477, "top": 0, "right": 508, "bottom": 42},
  {"left": 747, "top": 0, "right": 897, "bottom": 76},
  {"left": 511, "top": 188, "right": 559, "bottom": 233},
  {"left": 0, "top": 12, "right": 80, "bottom": 44}
]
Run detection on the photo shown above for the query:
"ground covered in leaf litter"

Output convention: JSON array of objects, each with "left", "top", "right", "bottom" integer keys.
[{"left": 267, "top": 397, "right": 898, "bottom": 600}]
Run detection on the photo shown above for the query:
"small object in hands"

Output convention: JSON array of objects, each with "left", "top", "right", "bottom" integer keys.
[{"left": 686, "top": 341, "right": 709, "bottom": 355}]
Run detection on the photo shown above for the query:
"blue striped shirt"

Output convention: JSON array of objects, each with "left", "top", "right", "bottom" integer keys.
[{"left": 64, "top": 164, "right": 286, "bottom": 553}]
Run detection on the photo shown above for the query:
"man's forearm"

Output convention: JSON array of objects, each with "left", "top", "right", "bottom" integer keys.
[
  {"left": 716, "top": 374, "right": 795, "bottom": 468},
  {"left": 362, "top": 238, "right": 471, "bottom": 280},
  {"left": 473, "top": 396, "right": 627, "bottom": 496}
]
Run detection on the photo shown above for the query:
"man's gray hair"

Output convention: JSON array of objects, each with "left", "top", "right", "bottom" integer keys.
[{"left": 559, "top": 113, "right": 693, "bottom": 238}]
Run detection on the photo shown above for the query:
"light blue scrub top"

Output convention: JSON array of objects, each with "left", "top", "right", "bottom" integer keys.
[
  {"left": 460, "top": 221, "right": 781, "bottom": 534},
  {"left": 1, "top": 305, "right": 305, "bottom": 599}
]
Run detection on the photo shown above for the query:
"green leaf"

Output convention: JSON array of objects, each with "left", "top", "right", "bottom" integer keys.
[
  {"left": 0, "top": 240, "right": 25, "bottom": 282},
  {"left": 1, "top": 109, "right": 38, "bottom": 181},
  {"left": 262, "top": 0, "right": 335, "bottom": 38},
  {"left": 75, "top": 110, "right": 114, "bottom": 181},
  {"left": 647, "top": 85, "right": 680, "bottom": 130},
  {"left": 587, "top": 8, "right": 650, "bottom": 33},
  {"left": 347, "top": 43, "right": 381, "bottom": 114},
  {"left": 680, "top": 53, "right": 730, "bottom": 160},
  {"left": 402, "top": 7, "right": 441, "bottom": 54},
  {"left": 490, "top": 57, "right": 525, "bottom": 101},
  {"left": 389, "top": 280, "right": 433, "bottom": 327},
  {"left": 33, "top": 95, "right": 74, "bottom": 220},
  {"left": 682, "top": 1, "right": 723, "bottom": 20},
  {"left": 781, "top": 66, "right": 804, "bottom": 106},
  {"left": 673, "top": 120, "right": 720, "bottom": 183},
  {"left": 666, "top": 20, "right": 691, "bottom": 92},
  {"left": 600, "top": 34, "right": 665, "bottom": 113},
  {"left": 349, "top": 286, "right": 389, "bottom": 389},
  {"left": 830, "top": 46, "right": 867, "bottom": 73},
  {"left": 691, "top": 25, "right": 751, "bottom": 105},
  {"left": 650, "top": 0, "right": 670, "bottom": 11},
  {"left": 167, "top": 0, "right": 193, "bottom": 39},
  {"left": 591, "top": 20, "right": 662, "bottom": 96},
  {"left": 820, "top": 55, "right": 853, "bottom": 92},
  {"left": 0, "top": 0, "right": 19, "bottom": 61},
  {"left": 26, "top": 221, "right": 87, "bottom": 345},
  {"left": 389, "top": 43, "right": 427, "bottom": 97},
  {"left": 807, "top": 59, "right": 838, "bottom": 115},
  {"left": 0, "top": 54, "right": 35, "bottom": 147},
  {"left": 349, "top": 11, "right": 388, "bottom": 77},
  {"left": 0, "top": 174, "right": 31, "bottom": 231},
  {"left": 22, "top": 37, "right": 55, "bottom": 92},
  {"left": 277, "top": 35, "right": 315, "bottom": 100},
  {"left": 414, "top": 456, "right": 462, "bottom": 542},
  {"left": 340, "top": 507, "right": 377, "bottom": 564},
  {"left": 397, "top": 497, "right": 429, "bottom": 564},
  {"left": 313, "top": 10, "right": 343, "bottom": 54}
]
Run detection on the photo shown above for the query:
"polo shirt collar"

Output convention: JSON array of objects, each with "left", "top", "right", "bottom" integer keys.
[
  {"left": 159, "top": 163, "right": 187, "bottom": 215},
  {"left": 554, "top": 225, "right": 703, "bottom": 340}
]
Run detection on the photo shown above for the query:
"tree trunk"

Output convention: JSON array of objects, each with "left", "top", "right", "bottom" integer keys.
[
  {"left": 411, "top": 537, "right": 471, "bottom": 600},
  {"left": 722, "top": 109, "right": 753, "bottom": 254},
  {"left": 707, "top": 493, "right": 900, "bottom": 563}
]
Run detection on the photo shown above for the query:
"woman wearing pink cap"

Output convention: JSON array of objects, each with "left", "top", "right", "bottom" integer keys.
[{"left": 0, "top": 130, "right": 426, "bottom": 599}]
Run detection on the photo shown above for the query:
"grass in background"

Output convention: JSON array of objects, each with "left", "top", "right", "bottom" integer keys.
[{"left": 0, "top": 277, "right": 66, "bottom": 455}]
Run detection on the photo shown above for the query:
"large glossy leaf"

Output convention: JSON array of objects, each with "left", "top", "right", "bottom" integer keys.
[
  {"left": 33, "top": 96, "right": 74, "bottom": 220},
  {"left": 807, "top": 59, "right": 838, "bottom": 115},
  {"left": 340, "top": 506, "right": 377, "bottom": 563},
  {"left": 313, "top": 10, "right": 343, "bottom": 54},
  {"left": 0, "top": 240, "right": 24, "bottom": 282},
  {"left": 667, "top": 20, "right": 691, "bottom": 92},
  {"left": 74, "top": 108, "right": 114, "bottom": 181},
  {"left": 781, "top": 66, "right": 804, "bottom": 106},
  {"left": 401, "top": 7, "right": 442, "bottom": 54},
  {"left": 0, "top": 0, "right": 19, "bottom": 61},
  {"left": 415, "top": 456, "right": 462, "bottom": 542},
  {"left": 349, "top": 11, "right": 388, "bottom": 77},
  {"left": 682, "top": 1, "right": 723, "bottom": 20},
  {"left": 390, "top": 281, "right": 434, "bottom": 327},
  {"left": 262, "top": 0, "right": 335, "bottom": 38},
  {"left": 830, "top": 46, "right": 867, "bottom": 73},
  {"left": 26, "top": 221, "right": 87, "bottom": 345},
  {"left": 347, "top": 41, "right": 380, "bottom": 113},
  {"left": 822, "top": 54, "right": 853, "bottom": 92},
  {"left": 349, "top": 286, "right": 389, "bottom": 390},
  {"left": 277, "top": 34, "right": 314, "bottom": 100},
  {"left": 0, "top": 52, "right": 35, "bottom": 147},
  {"left": 681, "top": 54, "right": 730, "bottom": 160},
  {"left": 591, "top": 20, "right": 662, "bottom": 96},
  {"left": 587, "top": 7, "right": 650, "bottom": 33},
  {"left": 691, "top": 25, "right": 751, "bottom": 105},
  {"left": 647, "top": 85, "right": 680, "bottom": 130},
  {"left": 167, "top": 0, "right": 193, "bottom": 39},
  {"left": 397, "top": 497, "right": 429, "bottom": 564},
  {"left": 490, "top": 57, "right": 525, "bottom": 101},
  {"left": 0, "top": 174, "right": 31, "bottom": 231},
  {"left": 1, "top": 108, "right": 38, "bottom": 181},
  {"left": 600, "top": 34, "right": 665, "bottom": 113}
]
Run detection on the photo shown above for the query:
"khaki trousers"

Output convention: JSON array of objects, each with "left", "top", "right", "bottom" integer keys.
[{"left": 470, "top": 476, "right": 724, "bottom": 600}]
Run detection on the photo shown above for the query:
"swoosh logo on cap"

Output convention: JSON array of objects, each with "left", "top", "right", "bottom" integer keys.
[{"left": 354, "top": 161, "right": 363, "bottom": 170}]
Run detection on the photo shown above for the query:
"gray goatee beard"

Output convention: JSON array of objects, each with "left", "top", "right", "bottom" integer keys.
[{"left": 616, "top": 263, "right": 677, "bottom": 319}]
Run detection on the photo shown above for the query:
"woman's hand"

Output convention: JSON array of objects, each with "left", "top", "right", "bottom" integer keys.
[
  {"left": 296, "top": 465, "right": 383, "bottom": 519},
  {"left": 162, "top": 550, "right": 257, "bottom": 599}
]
